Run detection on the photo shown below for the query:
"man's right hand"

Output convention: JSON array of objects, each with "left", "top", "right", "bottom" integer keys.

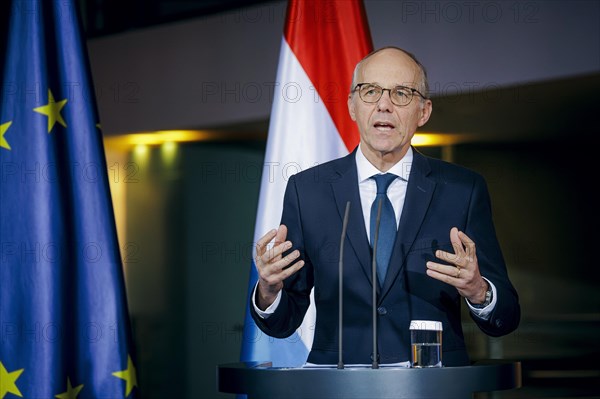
[{"left": 255, "top": 224, "right": 305, "bottom": 310}]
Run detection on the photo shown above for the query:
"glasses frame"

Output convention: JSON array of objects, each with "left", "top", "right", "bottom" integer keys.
[{"left": 353, "top": 83, "right": 429, "bottom": 106}]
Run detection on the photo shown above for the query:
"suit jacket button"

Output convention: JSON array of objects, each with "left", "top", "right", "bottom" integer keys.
[
  {"left": 495, "top": 319, "right": 503, "bottom": 328},
  {"left": 377, "top": 306, "right": 387, "bottom": 315}
]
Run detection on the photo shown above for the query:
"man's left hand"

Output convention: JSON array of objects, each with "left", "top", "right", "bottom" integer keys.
[{"left": 426, "top": 227, "right": 488, "bottom": 304}]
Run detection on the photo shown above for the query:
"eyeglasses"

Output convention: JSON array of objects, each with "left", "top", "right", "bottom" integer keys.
[{"left": 353, "top": 83, "right": 429, "bottom": 106}]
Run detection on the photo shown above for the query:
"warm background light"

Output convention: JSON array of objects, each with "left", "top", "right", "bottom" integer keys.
[
  {"left": 413, "top": 133, "right": 471, "bottom": 147},
  {"left": 105, "top": 130, "right": 212, "bottom": 150},
  {"left": 105, "top": 130, "right": 468, "bottom": 150}
]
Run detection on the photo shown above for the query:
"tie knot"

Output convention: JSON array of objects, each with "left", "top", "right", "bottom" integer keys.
[{"left": 372, "top": 173, "right": 397, "bottom": 194}]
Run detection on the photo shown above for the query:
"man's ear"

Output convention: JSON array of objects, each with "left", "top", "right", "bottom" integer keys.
[
  {"left": 348, "top": 94, "right": 357, "bottom": 121},
  {"left": 417, "top": 99, "right": 433, "bottom": 127}
]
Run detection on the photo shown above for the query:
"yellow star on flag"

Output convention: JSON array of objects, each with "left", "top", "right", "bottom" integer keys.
[
  {"left": 33, "top": 89, "right": 68, "bottom": 133},
  {"left": 55, "top": 377, "right": 84, "bottom": 399},
  {"left": 0, "top": 121, "right": 12, "bottom": 150},
  {"left": 0, "top": 361, "right": 24, "bottom": 399},
  {"left": 112, "top": 355, "right": 138, "bottom": 397}
]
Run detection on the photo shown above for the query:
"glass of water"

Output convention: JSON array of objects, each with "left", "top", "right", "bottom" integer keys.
[{"left": 410, "top": 320, "right": 443, "bottom": 368}]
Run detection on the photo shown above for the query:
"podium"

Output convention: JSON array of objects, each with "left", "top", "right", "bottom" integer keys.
[{"left": 217, "top": 361, "right": 521, "bottom": 399}]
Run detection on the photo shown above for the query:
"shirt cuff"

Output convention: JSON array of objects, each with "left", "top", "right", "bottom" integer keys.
[
  {"left": 252, "top": 282, "right": 282, "bottom": 319},
  {"left": 466, "top": 277, "right": 497, "bottom": 320}
]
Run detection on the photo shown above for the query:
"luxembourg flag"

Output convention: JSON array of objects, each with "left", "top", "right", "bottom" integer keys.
[{"left": 241, "top": 0, "right": 372, "bottom": 367}]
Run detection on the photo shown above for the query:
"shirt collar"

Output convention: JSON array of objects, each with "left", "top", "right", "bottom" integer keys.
[{"left": 356, "top": 145, "right": 413, "bottom": 183}]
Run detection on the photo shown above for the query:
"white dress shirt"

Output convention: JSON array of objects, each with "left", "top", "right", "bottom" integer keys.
[{"left": 356, "top": 143, "right": 411, "bottom": 238}]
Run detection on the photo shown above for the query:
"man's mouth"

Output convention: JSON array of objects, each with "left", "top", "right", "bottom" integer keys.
[{"left": 374, "top": 122, "right": 395, "bottom": 131}]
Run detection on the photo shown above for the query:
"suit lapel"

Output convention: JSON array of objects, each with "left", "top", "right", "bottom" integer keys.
[
  {"left": 330, "top": 151, "right": 374, "bottom": 286},
  {"left": 381, "top": 149, "right": 436, "bottom": 299}
]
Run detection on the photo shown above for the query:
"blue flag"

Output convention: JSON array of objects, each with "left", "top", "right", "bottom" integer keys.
[{"left": 0, "top": 1, "right": 138, "bottom": 398}]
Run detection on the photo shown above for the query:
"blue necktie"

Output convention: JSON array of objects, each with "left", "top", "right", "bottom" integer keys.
[{"left": 370, "top": 173, "right": 397, "bottom": 286}]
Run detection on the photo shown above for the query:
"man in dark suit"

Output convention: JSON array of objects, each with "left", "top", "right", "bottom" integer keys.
[{"left": 251, "top": 47, "right": 520, "bottom": 366}]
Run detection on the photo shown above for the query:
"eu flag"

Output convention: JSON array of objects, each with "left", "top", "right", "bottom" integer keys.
[{"left": 1, "top": 1, "right": 138, "bottom": 398}]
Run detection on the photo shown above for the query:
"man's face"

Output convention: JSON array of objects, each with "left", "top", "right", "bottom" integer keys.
[{"left": 348, "top": 49, "right": 432, "bottom": 163}]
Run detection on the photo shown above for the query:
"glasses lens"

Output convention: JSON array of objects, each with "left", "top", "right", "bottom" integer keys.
[
  {"left": 390, "top": 86, "right": 412, "bottom": 106},
  {"left": 359, "top": 84, "right": 382, "bottom": 103}
]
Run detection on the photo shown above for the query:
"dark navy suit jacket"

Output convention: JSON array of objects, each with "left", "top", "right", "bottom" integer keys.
[{"left": 251, "top": 147, "right": 520, "bottom": 366}]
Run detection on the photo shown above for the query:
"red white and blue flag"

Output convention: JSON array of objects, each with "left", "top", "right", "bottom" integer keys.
[{"left": 241, "top": 0, "right": 372, "bottom": 367}]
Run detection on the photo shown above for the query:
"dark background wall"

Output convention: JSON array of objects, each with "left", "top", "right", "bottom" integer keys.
[{"left": 86, "top": 0, "right": 599, "bottom": 135}]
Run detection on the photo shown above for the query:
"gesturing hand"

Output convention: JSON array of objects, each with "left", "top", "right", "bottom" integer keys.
[
  {"left": 255, "top": 224, "right": 305, "bottom": 310},
  {"left": 425, "top": 227, "right": 488, "bottom": 304}
]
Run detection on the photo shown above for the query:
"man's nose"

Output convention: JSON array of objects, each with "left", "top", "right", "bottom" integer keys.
[{"left": 377, "top": 89, "right": 394, "bottom": 112}]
